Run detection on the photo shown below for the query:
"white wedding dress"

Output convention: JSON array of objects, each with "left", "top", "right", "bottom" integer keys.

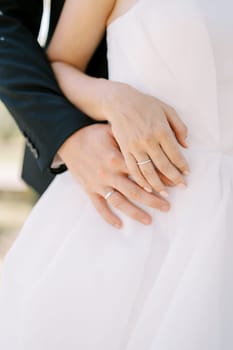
[{"left": 0, "top": 0, "right": 233, "bottom": 349}]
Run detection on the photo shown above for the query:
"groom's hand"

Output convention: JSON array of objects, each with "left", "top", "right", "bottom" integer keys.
[{"left": 58, "top": 124, "right": 170, "bottom": 229}]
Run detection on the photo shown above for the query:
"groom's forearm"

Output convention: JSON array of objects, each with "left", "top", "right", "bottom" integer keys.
[{"left": 0, "top": 8, "right": 96, "bottom": 173}]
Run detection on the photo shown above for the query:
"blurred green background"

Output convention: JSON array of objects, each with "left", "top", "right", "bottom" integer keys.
[{"left": 0, "top": 101, "right": 37, "bottom": 273}]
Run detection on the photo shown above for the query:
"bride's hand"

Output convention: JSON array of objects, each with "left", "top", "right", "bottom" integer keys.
[{"left": 102, "top": 81, "right": 190, "bottom": 195}]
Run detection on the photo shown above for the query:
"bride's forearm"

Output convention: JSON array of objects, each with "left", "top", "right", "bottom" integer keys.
[{"left": 51, "top": 61, "right": 114, "bottom": 122}]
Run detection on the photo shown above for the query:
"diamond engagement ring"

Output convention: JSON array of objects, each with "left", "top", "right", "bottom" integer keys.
[
  {"left": 136, "top": 159, "right": 152, "bottom": 166},
  {"left": 104, "top": 189, "right": 115, "bottom": 200}
]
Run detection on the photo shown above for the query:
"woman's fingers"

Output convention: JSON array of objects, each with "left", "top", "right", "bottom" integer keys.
[
  {"left": 113, "top": 176, "right": 170, "bottom": 211},
  {"left": 148, "top": 144, "right": 187, "bottom": 187},
  {"left": 159, "top": 127, "right": 190, "bottom": 176},
  {"left": 134, "top": 152, "right": 168, "bottom": 197},
  {"left": 123, "top": 123, "right": 189, "bottom": 191},
  {"left": 106, "top": 85, "right": 190, "bottom": 192},
  {"left": 165, "top": 105, "right": 189, "bottom": 148}
]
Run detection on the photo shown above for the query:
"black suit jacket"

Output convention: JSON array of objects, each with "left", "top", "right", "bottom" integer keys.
[{"left": 0, "top": 0, "right": 108, "bottom": 194}]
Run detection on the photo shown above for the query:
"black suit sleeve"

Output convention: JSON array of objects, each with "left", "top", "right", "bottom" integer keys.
[{"left": 0, "top": 7, "right": 96, "bottom": 174}]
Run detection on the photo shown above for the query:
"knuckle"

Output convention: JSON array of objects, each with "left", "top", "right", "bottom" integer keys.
[
  {"left": 143, "top": 134, "right": 154, "bottom": 147},
  {"left": 96, "top": 166, "right": 106, "bottom": 178},
  {"left": 108, "top": 150, "right": 120, "bottom": 167},
  {"left": 129, "top": 138, "right": 138, "bottom": 149},
  {"left": 128, "top": 136, "right": 141, "bottom": 150}
]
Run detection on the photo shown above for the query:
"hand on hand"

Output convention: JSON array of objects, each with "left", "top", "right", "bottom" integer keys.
[
  {"left": 102, "top": 82, "right": 190, "bottom": 196},
  {"left": 58, "top": 124, "right": 170, "bottom": 228}
]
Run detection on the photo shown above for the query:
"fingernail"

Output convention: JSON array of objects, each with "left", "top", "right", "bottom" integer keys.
[
  {"left": 114, "top": 222, "right": 122, "bottom": 229},
  {"left": 159, "top": 190, "right": 169, "bottom": 198},
  {"left": 178, "top": 182, "right": 187, "bottom": 189},
  {"left": 144, "top": 187, "right": 153, "bottom": 193},
  {"left": 183, "top": 170, "right": 190, "bottom": 176}
]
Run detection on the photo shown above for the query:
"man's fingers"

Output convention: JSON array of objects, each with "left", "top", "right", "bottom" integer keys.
[
  {"left": 113, "top": 176, "right": 170, "bottom": 211},
  {"left": 90, "top": 194, "right": 122, "bottom": 229},
  {"left": 107, "top": 190, "right": 152, "bottom": 225}
]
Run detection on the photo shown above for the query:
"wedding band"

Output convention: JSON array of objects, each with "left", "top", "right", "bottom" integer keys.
[
  {"left": 104, "top": 189, "right": 115, "bottom": 200},
  {"left": 136, "top": 159, "right": 152, "bottom": 166}
]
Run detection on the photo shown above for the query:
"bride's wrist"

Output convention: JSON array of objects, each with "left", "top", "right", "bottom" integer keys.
[
  {"left": 98, "top": 79, "right": 130, "bottom": 123},
  {"left": 96, "top": 78, "right": 116, "bottom": 122}
]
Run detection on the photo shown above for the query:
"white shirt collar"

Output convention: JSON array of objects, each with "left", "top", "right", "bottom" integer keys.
[{"left": 37, "top": 0, "right": 51, "bottom": 47}]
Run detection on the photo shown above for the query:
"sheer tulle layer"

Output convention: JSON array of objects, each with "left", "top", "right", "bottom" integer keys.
[{"left": 0, "top": 148, "right": 233, "bottom": 349}]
